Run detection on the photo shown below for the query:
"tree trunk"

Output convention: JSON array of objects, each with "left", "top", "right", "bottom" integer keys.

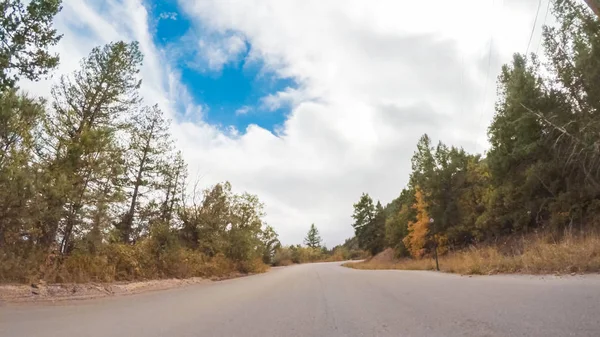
[
  {"left": 122, "top": 129, "right": 153, "bottom": 243},
  {"left": 60, "top": 205, "right": 80, "bottom": 255},
  {"left": 163, "top": 167, "right": 181, "bottom": 223}
]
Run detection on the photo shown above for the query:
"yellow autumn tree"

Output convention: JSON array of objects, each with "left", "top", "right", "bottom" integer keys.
[{"left": 402, "top": 187, "right": 429, "bottom": 259}]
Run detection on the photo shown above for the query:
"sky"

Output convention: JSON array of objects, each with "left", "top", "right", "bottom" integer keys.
[{"left": 20, "top": 0, "right": 554, "bottom": 247}]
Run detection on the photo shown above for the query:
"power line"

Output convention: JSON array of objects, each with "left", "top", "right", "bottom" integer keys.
[
  {"left": 535, "top": 0, "right": 552, "bottom": 56},
  {"left": 526, "top": 0, "right": 543, "bottom": 56}
]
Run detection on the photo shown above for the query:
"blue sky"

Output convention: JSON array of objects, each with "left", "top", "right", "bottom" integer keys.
[{"left": 146, "top": 0, "right": 296, "bottom": 133}]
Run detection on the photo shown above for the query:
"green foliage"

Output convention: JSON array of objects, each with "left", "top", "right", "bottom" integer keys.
[
  {"left": 0, "top": 39, "right": 278, "bottom": 283},
  {"left": 351, "top": 193, "right": 385, "bottom": 255},
  {"left": 329, "top": 238, "right": 370, "bottom": 261},
  {"left": 304, "top": 224, "right": 322, "bottom": 248},
  {"left": 0, "top": 90, "right": 45, "bottom": 247},
  {"left": 260, "top": 225, "right": 281, "bottom": 264},
  {"left": 37, "top": 41, "right": 144, "bottom": 254},
  {"left": 117, "top": 104, "right": 173, "bottom": 243},
  {"left": 0, "top": 0, "right": 62, "bottom": 90}
]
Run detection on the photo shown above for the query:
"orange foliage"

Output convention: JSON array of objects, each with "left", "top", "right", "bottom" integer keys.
[{"left": 403, "top": 187, "right": 429, "bottom": 259}]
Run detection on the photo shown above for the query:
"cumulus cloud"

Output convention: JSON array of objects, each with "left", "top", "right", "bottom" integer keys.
[
  {"left": 261, "top": 87, "right": 314, "bottom": 112},
  {"left": 197, "top": 35, "right": 247, "bottom": 71},
  {"left": 174, "top": 32, "right": 248, "bottom": 72},
  {"left": 173, "top": 0, "right": 550, "bottom": 245},
  {"left": 19, "top": 0, "right": 551, "bottom": 246}
]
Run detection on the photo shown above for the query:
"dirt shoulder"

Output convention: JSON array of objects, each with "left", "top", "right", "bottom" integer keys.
[{"left": 0, "top": 277, "right": 216, "bottom": 304}]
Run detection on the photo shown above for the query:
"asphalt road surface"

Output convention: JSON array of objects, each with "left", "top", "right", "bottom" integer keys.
[{"left": 2, "top": 262, "right": 600, "bottom": 337}]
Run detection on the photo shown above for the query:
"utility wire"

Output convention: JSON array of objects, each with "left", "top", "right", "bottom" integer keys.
[
  {"left": 526, "top": 0, "right": 543, "bottom": 55},
  {"left": 535, "top": 0, "right": 552, "bottom": 56}
]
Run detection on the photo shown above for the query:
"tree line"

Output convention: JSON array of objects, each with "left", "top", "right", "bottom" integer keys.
[
  {"left": 350, "top": 0, "right": 600, "bottom": 260},
  {"left": 0, "top": 0, "right": 281, "bottom": 282},
  {"left": 272, "top": 225, "right": 367, "bottom": 266}
]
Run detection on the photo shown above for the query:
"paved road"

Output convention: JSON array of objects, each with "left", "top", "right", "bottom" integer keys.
[{"left": 1, "top": 262, "right": 600, "bottom": 337}]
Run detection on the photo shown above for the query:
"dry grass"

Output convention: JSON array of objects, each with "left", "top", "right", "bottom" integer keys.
[
  {"left": 344, "top": 233, "right": 600, "bottom": 275},
  {"left": 0, "top": 243, "right": 269, "bottom": 284}
]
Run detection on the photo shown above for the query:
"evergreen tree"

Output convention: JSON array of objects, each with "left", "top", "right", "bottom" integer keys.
[
  {"left": 117, "top": 105, "right": 172, "bottom": 243},
  {"left": 304, "top": 223, "right": 322, "bottom": 248},
  {"left": 363, "top": 201, "right": 386, "bottom": 255},
  {"left": 351, "top": 193, "right": 375, "bottom": 249},
  {"left": 160, "top": 151, "right": 186, "bottom": 224},
  {"left": 0, "top": 90, "right": 46, "bottom": 246},
  {"left": 0, "top": 0, "right": 62, "bottom": 90},
  {"left": 351, "top": 193, "right": 385, "bottom": 255},
  {"left": 384, "top": 188, "right": 415, "bottom": 257},
  {"left": 42, "top": 41, "right": 142, "bottom": 253},
  {"left": 409, "top": 134, "right": 435, "bottom": 193}
]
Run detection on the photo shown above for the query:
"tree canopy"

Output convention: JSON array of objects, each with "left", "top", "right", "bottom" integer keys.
[
  {"left": 0, "top": 0, "right": 62, "bottom": 90},
  {"left": 0, "top": 19, "right": 282, "bottom": 281}
]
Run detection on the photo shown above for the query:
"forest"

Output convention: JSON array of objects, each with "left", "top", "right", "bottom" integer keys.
[
  {"left": 0, "top": 0, "right": 291, "bottom": 283},
  {"left": 349, "top": 0, "right": 600, "bottom": 273}
]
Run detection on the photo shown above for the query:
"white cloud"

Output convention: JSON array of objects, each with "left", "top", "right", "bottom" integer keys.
[
  {"left": 261, "top": 86, "right": 313, "bottom": 111},
  {"left": 19, "top": 0, "right": 552, "bottom": 246},
  {"left": 235, "top": 106, "right": 252, "bottom": 115},
  {"left": 159, "top": 12, "right": 178, "bottom": 20},
  {"left": 191, "top": 34, "right": 247, "bottom": 71}
]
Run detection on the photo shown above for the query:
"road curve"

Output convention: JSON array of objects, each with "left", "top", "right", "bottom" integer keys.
[{"left": 1, "top": 262, "right": 599, "bottom": 337}]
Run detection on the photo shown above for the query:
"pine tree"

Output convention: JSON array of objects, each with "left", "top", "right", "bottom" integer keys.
[
  {"left": 160, "top": 151, "right": 186, "bottom": 224},
  {"left": 41, "top": 41, "right": 143, "bottom": 253},
  {"left": 0, "top": 0, "right": 62, "bottom": 90},
  {"left": 0, "top": 90, "right": 46, "bottom": 246},
  {"left": 351, "top": 193, "right": 375, "bottom": 249},
  {"left": 304, "top": 224, "right": 322, "bottom": 248},
  {"left": 409, "top": 134, "right": 435, "bottom": 193},
  {"left": 384, "top": 188, "right": 415, "bottom": 257},
  {"left": 351, "top": 193, "right": 386, "bottom": 255},
  {"left": 117, "top": 105, "right": 172, "bottom": 243}
]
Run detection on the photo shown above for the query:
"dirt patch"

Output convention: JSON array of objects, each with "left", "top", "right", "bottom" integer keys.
[{"left": 0, "top": 277, "right": 211, "bottom": 303}]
